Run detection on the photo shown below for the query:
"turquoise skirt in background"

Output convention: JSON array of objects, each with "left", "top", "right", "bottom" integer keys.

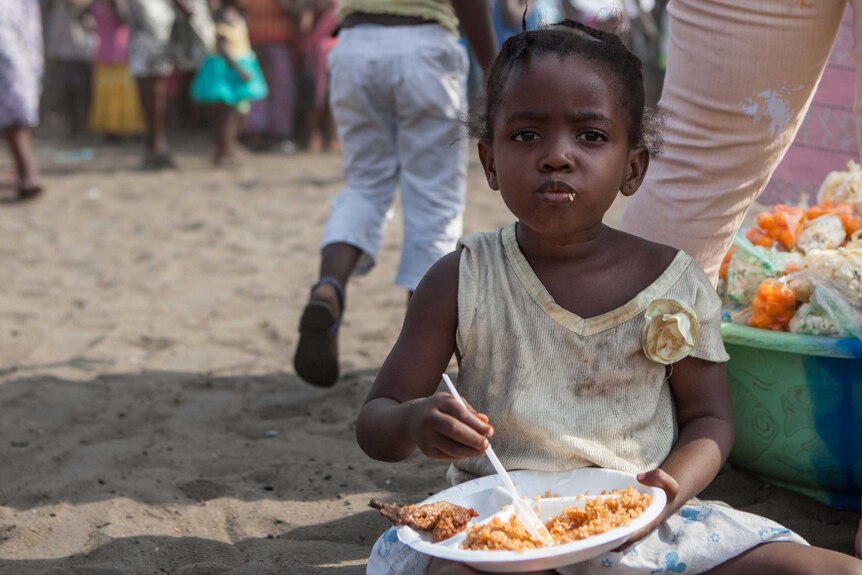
[{"left": 191, "top": 53, "right": 268, "bottom": 107}]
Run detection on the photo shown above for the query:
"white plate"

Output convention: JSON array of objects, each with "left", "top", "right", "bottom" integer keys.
[{"left": 396, "top": 468, "right": 666, "bottom": 573}]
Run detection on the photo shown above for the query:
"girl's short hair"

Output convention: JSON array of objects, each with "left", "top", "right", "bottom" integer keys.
[{"left": 469, "top": 20, "right": 663, "bottom": 156}]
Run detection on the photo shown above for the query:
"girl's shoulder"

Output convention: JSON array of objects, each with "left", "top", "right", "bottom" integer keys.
[{"left": 612, "top": 230, "right": 682, "bottom": 282}]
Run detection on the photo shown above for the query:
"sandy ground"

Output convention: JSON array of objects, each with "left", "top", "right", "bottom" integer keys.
[{"left": 0, "top": 134, "right": 858, "bottom": 575}]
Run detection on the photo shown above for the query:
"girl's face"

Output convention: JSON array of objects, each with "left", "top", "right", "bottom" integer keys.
[{"left": 478, "top": 54, "right": 648, "bottom": 241}]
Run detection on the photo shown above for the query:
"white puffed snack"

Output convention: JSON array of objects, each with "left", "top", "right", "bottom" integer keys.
[
  {"left": 817, "top": 160, "right": 862, "bottom": 211},
  {"left": 797, "top": 214, "right": 847, "bottom": 254}
]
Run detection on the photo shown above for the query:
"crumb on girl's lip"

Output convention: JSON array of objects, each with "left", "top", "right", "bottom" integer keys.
[{"left": 535, "top": 180, "right": 577, "bottom": 203}]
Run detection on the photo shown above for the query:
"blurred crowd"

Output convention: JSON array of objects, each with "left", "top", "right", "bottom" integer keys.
[
  {"left": 0, "top": 0, "right": 666, "bottom": 197},
  {"left": 37, "top": 0, "right": 340, "bottom": 157},
  {"left": 38, "top": 0, "right": 665, "bottom": 145}
]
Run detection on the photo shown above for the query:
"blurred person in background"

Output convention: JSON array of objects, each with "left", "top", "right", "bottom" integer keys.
[
  {"left": 292, "top": 0, "right": 497, "bottom": 387},
  {"left": 191, "top": 0, "right": 268, "bottom": 166},
  {"left": 126, "top": 0, "right": 213, "bottom": 169},
  {"left": 43, "top": 0, "right": 97, "bottom": 137},
  {"left": 88, "top": 0, "right": 146, "bottom": 139},
  {"left": 619, "top": 0, "right": 862, "bottom": 284},
  {"left": 0, "top": 0, "right": 44, "bottom": 200},
  {"left": 243, "top": 0, "right": 298, "bottom": 152},
  {"left": 493, "top": 0, "right": 561, "bottom": 46},
  {"left": 461, "top": 0, "right": 560, "bottom": 103},
  {"left": 297, "top": 0, "right": 338, "bottom": 152}
]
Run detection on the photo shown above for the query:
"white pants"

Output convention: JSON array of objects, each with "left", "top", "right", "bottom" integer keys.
[
  {"left": 620, "top": 0, "right": 860, "bottom": 285},
  {"left": 322, "top": 24, "right": 469, "bottom": 291}
]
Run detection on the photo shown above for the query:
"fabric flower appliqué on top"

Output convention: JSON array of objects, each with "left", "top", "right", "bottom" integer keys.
[{"left": 642, "top": 299, "right": 700, "bottom": 365}]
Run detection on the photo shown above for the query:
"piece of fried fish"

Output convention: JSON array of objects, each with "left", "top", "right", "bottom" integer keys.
[{"left": 369, "top": 498, "right": 479, "bottom": 542}]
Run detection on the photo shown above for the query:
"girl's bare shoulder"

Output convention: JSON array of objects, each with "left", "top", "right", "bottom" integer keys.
[{"left": 612, "top": 230, "right": 680, "bottom": 280}]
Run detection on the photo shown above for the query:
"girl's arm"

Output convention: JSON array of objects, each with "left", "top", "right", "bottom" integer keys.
[
  {"left": 627, "top": 357, "right": 735, "bottom": 543},
  {"left": 356, "top": 250, "right": 494, "bottom": 463}
]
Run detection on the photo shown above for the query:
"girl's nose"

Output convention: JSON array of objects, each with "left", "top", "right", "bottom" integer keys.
[{"left": 540, "top": 140, "right": 574, "bottom": 173}]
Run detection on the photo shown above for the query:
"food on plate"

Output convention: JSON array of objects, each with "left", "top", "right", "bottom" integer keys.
[
  {"left": 369, "top": 498, "right": 479, "bottom": 542},
  {"left": 462, "top": 486, "right": 653, "bottom": 551},
  {"left": 463, "top": 514, "right": 545, "bottom": 551},
  {"left": 545, "top": 486, "right": 653, "bottom": 545}
]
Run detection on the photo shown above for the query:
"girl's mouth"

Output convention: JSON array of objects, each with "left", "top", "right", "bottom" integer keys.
[{"left": 536, "top": 180, "right": 577, "bottom": 204}]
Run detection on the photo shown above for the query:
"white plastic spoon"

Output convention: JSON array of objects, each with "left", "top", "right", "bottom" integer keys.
[{"left": 441, "top": 374, "right": 555, "bottom": 546}]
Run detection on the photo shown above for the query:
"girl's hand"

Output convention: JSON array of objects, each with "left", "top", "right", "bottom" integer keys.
[
  {"left": 408, "top": 393, "right": 494, "bottom": 460},
  {"left": 615, "top": 468, "right": 680, "bottom": 551}
]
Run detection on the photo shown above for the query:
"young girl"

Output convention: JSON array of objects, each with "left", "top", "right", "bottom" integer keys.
[
  {"left": 191, "top": 0, "right": 267, "bottom": 166},
  {"left": 356, "top": 21, "right": 862, "bottom": 575},
  {"left": 88, "top": 0, "right": 146, "bottom": 139}
]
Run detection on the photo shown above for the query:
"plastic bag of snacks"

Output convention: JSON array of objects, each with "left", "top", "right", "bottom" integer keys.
[
  {"left": 817, "top": 160, "right": 862, "bottom": 212},
  {"left": 788, "top": 279, "right": 862, "bottom": 338},
  {"left": 724, "top": 235, "right": 802, "bottom": 306},
  {"left": 796, "top": 214, "right": 846, "bottom": 253},
  {"left": 718, "top": 164, "right": 862, "bottom": 338},
  {"left": 754, "top": 205, "right": 806, "bottom": 250},
  {"left": 749, "top": 278, "right": 797, "bottom": 331},
  {"left": 784, "top": 244, "right": 862, "bottom": 301},
  {"left": 806, "top": 201, "right": 862, "bottom": 236}
]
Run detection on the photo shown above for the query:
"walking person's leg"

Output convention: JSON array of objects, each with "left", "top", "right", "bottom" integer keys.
[
  {"left": 214, "top": 102, "right": 229, "bottom": 165},
  {"left": 618, "top": 0, "right": 847, "bottom": 284},
  {"left": 294, "top": 28, "right": 400, "bottom": 387},
  {"left": 395, "top": 26, "right": 469, "bottom": 293},
  {"left": 4, "top": 125, "right": 41, "bottom": 199},
  {"left": 137, "top": 74, "right": 174, "bottom": 168},
  {"left": 70, "top": 61, "right": 93, "bottom": 137}
]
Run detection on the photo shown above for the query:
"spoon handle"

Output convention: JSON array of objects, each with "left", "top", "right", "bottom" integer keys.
[
  {"left": 442, "top": 374, "right": 554, "bottom": 546},
  {"left": 441, "top": 374, "right": 516, "bottom": 492}
]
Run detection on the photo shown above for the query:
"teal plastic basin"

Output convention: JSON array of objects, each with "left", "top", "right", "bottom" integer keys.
[{"left": 721, "top": 322, "right": 862, "bottom": 510}]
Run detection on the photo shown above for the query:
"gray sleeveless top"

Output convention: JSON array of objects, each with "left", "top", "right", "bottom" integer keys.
[{"left": 449, "top": 224, "right": 729, "bottom": 483}]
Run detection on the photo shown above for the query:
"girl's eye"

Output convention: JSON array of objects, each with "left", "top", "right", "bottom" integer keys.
[
  {"left": 577, "top": 130, "right": 607, "bottom": 143},
  {"left": 511, "top": 130, "right": 540, "bottom": 142}
]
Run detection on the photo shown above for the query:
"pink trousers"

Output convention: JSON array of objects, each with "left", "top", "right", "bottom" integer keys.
[{"left": 620, "top": 0, "right": 862, "bottom": 284}]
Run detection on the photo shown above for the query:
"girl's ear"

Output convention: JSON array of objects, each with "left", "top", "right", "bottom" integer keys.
[
  {"left": 620, "top": 147, "right": 650, "bottom": 197},
  {"left": 477, "top": 140, "right": 499, "bottom": 191}
]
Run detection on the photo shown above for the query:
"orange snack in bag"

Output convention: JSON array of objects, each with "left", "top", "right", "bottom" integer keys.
[
  {"left": 745, "top": 228, "right": 775, "bottom": 248},
  {"left": 806, "top": 201, "right": 862, "bottom": 236},
  {"left": 749, "top": 279, "right": 797, "bottom": 331},
  {"left": 719, "top": 247, "right": 738, "bottom": 280},
  {"left": 755, "top": 205, "right": 806, "bottom": 250}
]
